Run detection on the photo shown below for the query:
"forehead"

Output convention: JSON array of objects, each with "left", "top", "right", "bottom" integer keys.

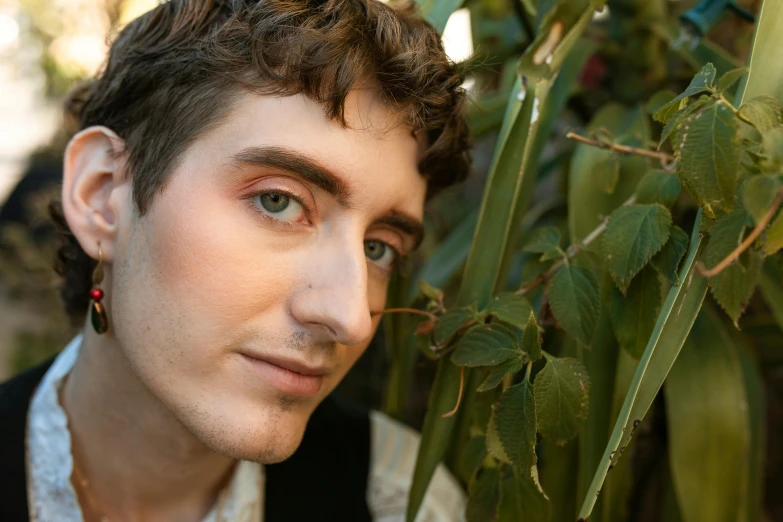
[{"left": 188, "top": 89, "right": 428, "bottom": 217}]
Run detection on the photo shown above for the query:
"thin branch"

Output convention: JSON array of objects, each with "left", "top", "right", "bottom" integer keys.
[
  {"left": 379, "top": 307, "right": 437, "bottom": 320},
  {"left": 698, "top": 188, "right": 783, "bottom": 277},
  {"left": 566, "top": 131, "right": 675, "bottom": 168},
  {"left": 442, "top": 366, "right": 465, "bottom": 418},
  {"left": 517, "top": 196, "right": 636, "bottom": 295}
]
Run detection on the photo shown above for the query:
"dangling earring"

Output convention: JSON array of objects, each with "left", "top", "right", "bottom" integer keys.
[{"left": 90, "top": 241, "right": 109, "bottom": 334}]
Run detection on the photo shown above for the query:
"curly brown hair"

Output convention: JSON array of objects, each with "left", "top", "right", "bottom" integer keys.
[{"left": 51, "top": 0, "right": 471, "bottom": 325}]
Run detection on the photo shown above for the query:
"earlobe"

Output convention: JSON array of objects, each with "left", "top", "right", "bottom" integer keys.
[{"left": 61, "top": 126, "right": 129, "bottom": 262}]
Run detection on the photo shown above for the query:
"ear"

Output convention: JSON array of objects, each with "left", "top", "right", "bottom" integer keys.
[{"left": 61, "top": 126, "right": 130, "bottom": 262}]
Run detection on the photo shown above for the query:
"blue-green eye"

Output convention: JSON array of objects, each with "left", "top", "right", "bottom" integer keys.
[
  {"left": 365, "top": 240, "right": 398, "bottom": 270},
  {"left": 252, "top": 191, "right": 306, "bottom": 223},
  {"left": 365, "top": 240, "right": 385, "bottom": 260},
  {"left": 259, "top": 192, "right": 289, "bottom": 213}
]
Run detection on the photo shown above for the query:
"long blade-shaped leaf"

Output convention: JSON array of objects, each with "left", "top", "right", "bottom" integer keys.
[
  {"left": 578, "top": 210, "right": 707, "bottom": 519},
  {"left": 732, "top": 323, "right": 766, "bottom": 522},
  {"left": 664, "top": 309, "right": 750, "bottom": 522},
  {"left": 759, "top": 260, "right": 783, "bottom": 331},
  {"left": 382, "top": 273, "right": 414, "bottom": 420},
  {"left": 407, "top": 210, "right": 478, "bottom": 303},
  {"left": 735, "top": 0, "right": 783, "bottom": 106}
]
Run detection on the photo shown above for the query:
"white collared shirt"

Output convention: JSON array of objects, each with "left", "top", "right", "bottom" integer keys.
[{"left": 25, "top": 333, "right": 466, "bottom": 521}]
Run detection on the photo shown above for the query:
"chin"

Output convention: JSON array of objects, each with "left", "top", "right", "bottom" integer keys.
[{"left": 177, "top": 394, "right": 314, "bottom": 464}]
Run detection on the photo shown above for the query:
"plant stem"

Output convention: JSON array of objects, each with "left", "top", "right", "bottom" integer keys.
[
  {"left": 441, "top": 366, "right": 465, "bottom": 418},
  {"left": 380, "top": 307, "right": 438, "bottom": 320},
  {"left": 566, "top": 131, "right": 676, "bottom": 167},
  {"left": 697, "top": 188, "right": 783, "bottom": 277},
  {"left": 517, "top": 195, "right": 636, "bottom": 295}
]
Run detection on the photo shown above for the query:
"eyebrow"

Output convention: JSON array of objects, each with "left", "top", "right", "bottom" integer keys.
[
  {"left": 233, "top": 146, "right": 353, "bottom": 207},
  {"left": 231, "top": 146, "right": 425, "bottom": 251}
]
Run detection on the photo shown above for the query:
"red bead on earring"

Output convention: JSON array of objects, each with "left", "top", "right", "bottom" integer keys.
[{"left": 90, "top": 242, "right": 109, "bottom": 334}]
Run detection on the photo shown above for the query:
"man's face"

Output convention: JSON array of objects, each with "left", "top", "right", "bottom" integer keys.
[{"left": 108, "top": 89, "right": 427, "bottom": 462}]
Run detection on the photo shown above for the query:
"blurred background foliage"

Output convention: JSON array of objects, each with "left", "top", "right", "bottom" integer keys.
[{"left": 0, "top": 0, "right": 781, "bottom": 521}]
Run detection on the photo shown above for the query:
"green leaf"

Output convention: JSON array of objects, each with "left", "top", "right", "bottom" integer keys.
[
  {"left": 759, "top": 259, "right": 783, "bottom": 339},
  {"left": 482, "top": 292, "right": 534, "bottom": 329},
  {"left": 742, "top": 175, "right": 781, "bottom": 224},
  {"left": 523, "top": 226, "right": 562, "bottom": 253},
  {"left": 407, "top": 361, "right": 462, "bottom": 521},
  {"left": 736, "top": 0, "right": 783, "bottom": 105},
  {"left": 485, "top": 410, "right": 506, "bottom": 463},
  {"left": 665, "top": 310, "right": 750, "bottom": 522},
  {"left": 652, "top": 97, "right": 690, "bottom": 129},
  {"left": 477, "top": 357, "right": 527, "bottom": 392},
  {"left": 451, "top": 325, "right": 521, "bottom": 367},
  {"left": 717, "top": 67, "right": 748, "bottom": 93},
  {"left": 534, "top": 355, "right": 590, "bottom": 445},
  {"left": 651, "top": 225, "right": 690, "bottom": 284},
  {"left": 466, "top": 467, "right": 500, "bottom": 522},
  {"left": 540, "top": 248, "right": 565, "bottom": 261},
  {"left": 635, "top": 170, "right": 682, "bottom": 207},
  {"left": 546, "top": 264, "right": 600, "bottom": 345},
  {"left": 738, "top": 95, "right": 783, "bottom": 132},
  {"left": 540, "top": 440, "right": 577, "bottom": 521},
  {"left": 759, "top": 127, "right": 783, "bottom": 174},
  {"left": 458, "top": 436, "right": 487, "bottom": 485},
  {"left": 603, "top": 204, "right": 672, "bottom": 292},
  {"left": 593, "top": 154, "right": 620, "bottom": 194},
  {"left": 764, "top": 210, "right": 783, "bottom": 255},
  {"left": 646, "top": 90, "right": 677, "bottom": 116},
  {"left": 673, "top": 99, "right": 742, "bottom": 214},
  {"left": 658, "top": 97, "right": 709, "bottom": 149},
  {"left": 609, "top": 267, "right": 663, "bottom": 359},
  {"left": 522, "top": 311, "right": 542, "bottom": 361},
  {"left": 498, "top": 468, "right": 551, "bottom": 522},
  {"left": 733, "top": 325, "right": 766, "bottom": 522},
  {"left": 653, "top": 63, "right": 717, "bottom": 123},
  {"left": 704, "top": 210, "right": 763, "bottom": 325},
  {"left": 491, "top": 381, "right": 537, "bottom": 472},
  {"left": 434, "top": 308, "right": 475, "bottom": 345},
  {"left": 519, "top": 3, "right": 594, "bottom": 81}
]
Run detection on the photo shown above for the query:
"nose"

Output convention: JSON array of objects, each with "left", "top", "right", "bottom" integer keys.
[{"left": 289, "top": 237, "right": 373, "bottom": 346}]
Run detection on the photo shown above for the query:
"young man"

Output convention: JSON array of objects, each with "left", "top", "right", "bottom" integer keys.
[{"left": 0, "top": 0, "right": 471, "bottom": 520}]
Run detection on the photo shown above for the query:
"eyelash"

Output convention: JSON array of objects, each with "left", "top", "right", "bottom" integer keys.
[{"left": 244, "top": 189, "right": 405, "bottom": 273}]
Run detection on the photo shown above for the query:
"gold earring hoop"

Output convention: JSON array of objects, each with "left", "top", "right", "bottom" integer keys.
[{"left": 90, "top": 241, "right": 109, "bottom": 334}]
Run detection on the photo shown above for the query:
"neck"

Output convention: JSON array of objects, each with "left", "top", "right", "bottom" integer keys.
[{"left": 61, "top": 328, "right": 236, "bottom": 522}]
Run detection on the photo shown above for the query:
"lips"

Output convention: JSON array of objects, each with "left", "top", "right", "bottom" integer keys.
[{"left": 238, "top": 352, "right": 328, "bottom": 398}]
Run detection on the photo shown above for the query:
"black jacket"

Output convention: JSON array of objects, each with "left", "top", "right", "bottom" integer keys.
[{"left": 0, "top": 359, "right": 372, "bottom": 521}]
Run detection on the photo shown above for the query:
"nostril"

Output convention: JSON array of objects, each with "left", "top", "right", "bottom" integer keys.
[{"left": 317, "top": 322, "right": 338, "bottom": 338}]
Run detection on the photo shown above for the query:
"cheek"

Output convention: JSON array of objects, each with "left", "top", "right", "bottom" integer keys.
[{"left": 146, "top": 189, "right": 290, "bottom": 325}]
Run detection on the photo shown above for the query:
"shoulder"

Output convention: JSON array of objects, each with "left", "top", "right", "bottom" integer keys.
[
  {"left": 0, "top": 358, "right": 55, "bottom": 522},
  {"left": 368, "top": 410, "right": 466, "bottom": 522}
]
